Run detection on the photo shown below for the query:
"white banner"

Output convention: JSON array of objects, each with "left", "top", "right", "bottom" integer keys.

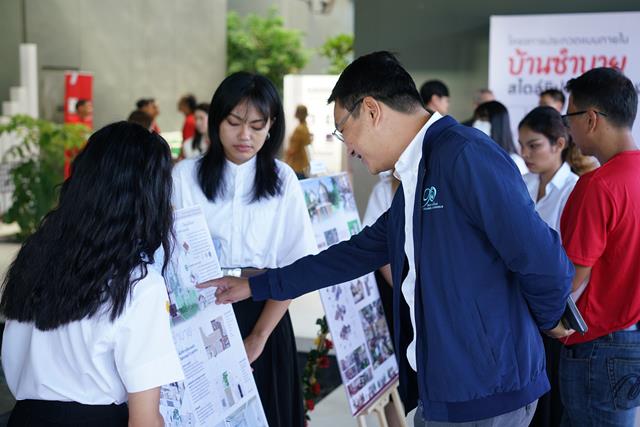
[{"left": 489, "top": 12, "right": 640, "bottom": 142}]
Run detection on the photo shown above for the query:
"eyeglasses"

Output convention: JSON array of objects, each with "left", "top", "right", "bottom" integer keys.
[
  {"left": 332, "top": 98, "right": 364, "bottom": 142},
  {"left": 561, "top": 110, "right": 608, "bottom": 127}
]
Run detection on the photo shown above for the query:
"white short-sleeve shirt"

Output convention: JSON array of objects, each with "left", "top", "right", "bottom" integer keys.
[
  {"left": 171, "top": 156, "right": 317, "bottom": 268},
  {"left": 1, "top": 267, "right": 184, "bottom": 404},
  {"left": 523, "top": 162, "right": 578, "bottom": 234}
]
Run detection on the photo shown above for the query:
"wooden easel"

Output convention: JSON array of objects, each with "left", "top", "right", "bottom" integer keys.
[{"left": 356, "top": 380, "right": 407, "bottom": 427}]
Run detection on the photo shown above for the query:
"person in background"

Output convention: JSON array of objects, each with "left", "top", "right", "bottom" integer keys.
[
  {"left": 419, "top": 80, "right": 450, "bottom": 115},
  {"left": 518, "top": 106, "right": 579, "bottom": 427},
  {"left": 0, "top": 122, "right": 183, "bottom": 427},
  {"left": 559, "top": 67, "right": 640, "bottom": 427},
  {"left": 69, "top": 99, "right": 93, "bottom": 129},
  {"left": 462, "top": 89, "right": 495, "bottom": 125},
  {"left": 177, "top": 94, "right": 197, "bottom": 143},
  {"left": 181, "top": 103, "right": 210, "bottom": 159},
  {"left": 172, "top": 72, "right": 316, "bottom": 427},
  {"left": 473, "top": 100, "right": 528, "bottom": 174},
  {"left": 539, "top": 89, "right": 565, "bottom": 113},
  {"left": 127, "top": 110, "right": 153, "bottom": 131},
  {"left": 284, "top": 105, "right": 312, "bottom": 179},
  {"left": 136, "top": 98, "right": 161, "bottom": 133},
  {"left": 64, "top": 99, "right": 93, "bottom": 179}
]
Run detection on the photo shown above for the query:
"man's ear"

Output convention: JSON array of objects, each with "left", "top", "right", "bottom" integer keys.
[
  {"left": 362, "top": 96, "right": 382, "bottom": 126},
  {"left": 587, "top": 110, "right": 599, "bottom": 133}
]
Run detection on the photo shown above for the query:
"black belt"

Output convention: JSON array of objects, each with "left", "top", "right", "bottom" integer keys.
[{"left": 9, "top": 399, "right": 128, "bottom": 425}]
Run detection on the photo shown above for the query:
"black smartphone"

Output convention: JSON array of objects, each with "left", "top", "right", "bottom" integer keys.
[{"left": 561, "top": 296, "right": 588, "bottom": 335}]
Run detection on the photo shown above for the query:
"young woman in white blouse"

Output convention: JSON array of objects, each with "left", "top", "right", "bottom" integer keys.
[
  {"left": 518, "top": 106, "right": 583, "bottom": 427},
  {"left": 172, "top": 72, "right": 317, "bottom": 427},
  {"left": 519, "top": 106, "right": 581, "bottom": 233},
  {"left": 0, "top": 122, "right": 183, "bottom": 426}
]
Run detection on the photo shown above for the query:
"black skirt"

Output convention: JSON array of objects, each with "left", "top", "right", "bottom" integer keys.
[
  {"left": 530, "top": 334, "right": 564, "bottom": 427},
  {"left": 233, "top": 298, "right": 304, "bottom": 427},
  {"left": 8, "top": 399, "right": 128, "bottom": 426}
]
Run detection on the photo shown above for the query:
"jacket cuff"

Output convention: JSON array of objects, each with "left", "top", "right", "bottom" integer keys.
[{"left": 249, "top": 272, "right": 271, "bottom": 301}]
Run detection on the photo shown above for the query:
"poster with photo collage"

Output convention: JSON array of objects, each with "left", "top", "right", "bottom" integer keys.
[{"left": 300, "top": 173, "right": 399, "bottom": 416}]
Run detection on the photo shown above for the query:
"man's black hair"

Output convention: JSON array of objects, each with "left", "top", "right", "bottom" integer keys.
[
  {"left": 540, "top": 89, "right": 565, "bottom": 106},
  {"left": 419, "top": 80, "right": 450, "bottom": 105},
  {"left": 136, "top": 98, "right": 154, "bottom": 110},
  {"left": 566, "top": 67, "right": 637, "bottom": 129},
  {"left": 327, "top": 51, "right": 423, "bottom": 117},
  {"left": 75, "top": 99, "right": 88, "bottom": 110}
]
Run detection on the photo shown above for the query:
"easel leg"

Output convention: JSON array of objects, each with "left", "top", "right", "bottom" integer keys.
[
  {"left": 357, "top": 414, "right": 368, "bottom": 427},
  {"left": 391, "top": 388, "right": 408, "bottom": 427},
  {"left": 375, "top": 408, "right": 389, "bottom": 427}
]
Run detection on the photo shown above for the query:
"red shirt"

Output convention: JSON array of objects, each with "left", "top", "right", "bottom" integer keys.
[
  {"left": 66, "top": 115, "right": 92, "bottom": 129},
  {"left": 561, "top": 150, "right": 640, "bottom": 344},
  {"left": 182, "top": 114, "right": 196, "bottom": 141}
]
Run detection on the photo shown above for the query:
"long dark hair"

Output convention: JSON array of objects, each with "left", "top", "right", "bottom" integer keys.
[
  {"left": 0, "top": 122, "right": 174, "bottom": 330},
  {"left": 474, "top": 100, "right": 517, "bottom": 154},
  {"left": 198, "top": 72, "right": 284, "bottom": 202},
  {"left": 191, "top": 103, "right": 210, "bottom": 153},
  {"left": 519, "top": 106, "right": 595, "bottom": 175}
]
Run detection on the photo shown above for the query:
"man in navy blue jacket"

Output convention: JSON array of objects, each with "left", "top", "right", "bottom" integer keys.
[{"left": 203, "top": 52, "right": 574, "bottom": 426}]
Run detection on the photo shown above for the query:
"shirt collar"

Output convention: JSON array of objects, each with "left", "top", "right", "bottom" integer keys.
[
  {"left": 225, "top": 155, "right": 257, "bottom": 176},
  {"left": 549, "top": 162, "right": 572, "bottom": 190},
  {"left": 394, "top": 112, "right": 443, "bottom": 181}
]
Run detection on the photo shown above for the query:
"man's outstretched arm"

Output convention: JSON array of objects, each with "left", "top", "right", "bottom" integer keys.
[{"left": 202, "top": 209, "right": 391, "bottom": 303}]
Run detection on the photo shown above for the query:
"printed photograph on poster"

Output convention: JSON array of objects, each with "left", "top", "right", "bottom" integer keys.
[
  {"left": 360, "top": 300, "right": 394, "bottom": 368},
  {"left": 303, "top": 174, "right": 358, "bottom": 224},
  {"left": 213, "top": 396, "right": 268, "bottom": 427},
  {"left": 339, "top": 345, "right": 371, "bottom": 381},
  {"left": 200, "top": 316, "right": 231, "bottom": 359},
  {"left": 347, "top": 368, "right": 374, "bottom": 397}
]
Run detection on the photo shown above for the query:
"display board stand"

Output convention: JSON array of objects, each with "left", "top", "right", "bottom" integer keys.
[{"left": 356, "top": 380, "right": 407, "bottom": 427}]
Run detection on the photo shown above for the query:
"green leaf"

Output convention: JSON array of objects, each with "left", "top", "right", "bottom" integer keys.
[{"left": 0, "top": 115, "right": 85, "bottom": 240}]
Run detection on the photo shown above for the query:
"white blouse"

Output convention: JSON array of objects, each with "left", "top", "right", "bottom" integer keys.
[
  {"left": 523, "top": 162, "right": 578, "bottom": 233},
  {"left": 171, "top": 156, "right": 317, "bottom": 269},
  {"left": 1, "top": 268, "right": 184, "bottom": 404}
]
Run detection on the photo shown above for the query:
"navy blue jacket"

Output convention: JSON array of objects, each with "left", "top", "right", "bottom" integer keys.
[{"left": 250, "top": 116, "right": 573, "bottom": 422}]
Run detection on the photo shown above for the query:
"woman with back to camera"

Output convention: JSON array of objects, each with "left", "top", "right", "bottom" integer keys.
[
  {"left": 472, "top": 100, "right": 528, "bottom": 174},
  {"left": 172, "top": 72, "right": 317, "bottom": 427},
  {"left": 0, "top": 122, "right": 184, "bottom": 426}
]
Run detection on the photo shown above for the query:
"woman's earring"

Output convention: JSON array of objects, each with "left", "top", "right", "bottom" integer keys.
[{"left": 266, "top": 132, "right": 271, "bottom": 140}]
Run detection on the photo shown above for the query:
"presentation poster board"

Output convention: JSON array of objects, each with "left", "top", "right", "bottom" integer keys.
[
  {"left": 160, "top": 206, "right": 268, "bottom": 427},
  {"left": 300, "top": 174, "right": 399, "bottom": 416},
  {"left": 489, "top": 12, "right": 640, "bottom": 142}
]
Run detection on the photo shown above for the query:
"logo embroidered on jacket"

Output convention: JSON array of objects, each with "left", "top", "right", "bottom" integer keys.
[{"left": 422, "top": 186, "right": 444, "bottom": 211}]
